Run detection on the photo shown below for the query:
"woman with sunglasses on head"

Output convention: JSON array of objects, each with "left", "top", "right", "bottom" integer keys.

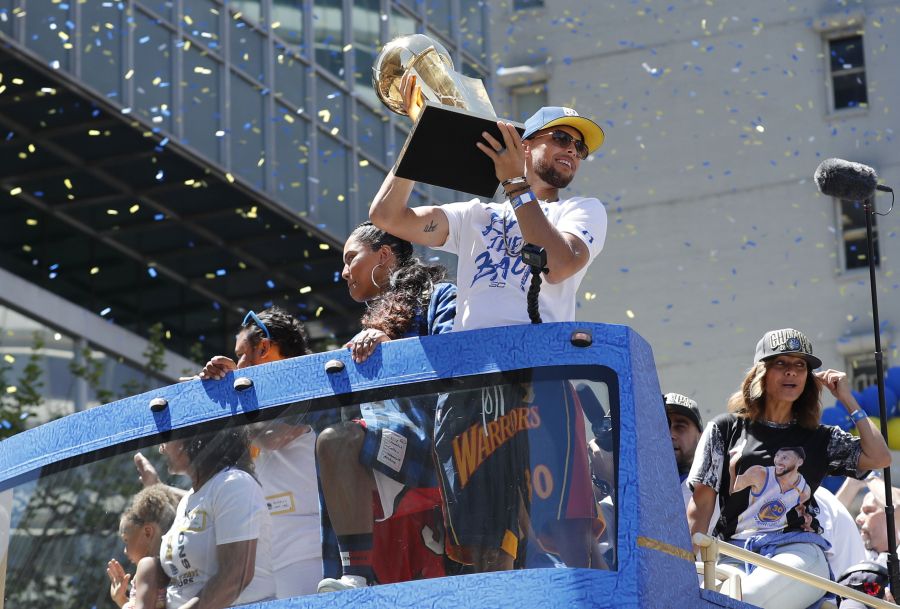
[
  {"left": 133, "top": 427, "right": 275, "bottom": 609},
  {"left": 687, "top": 328, "right": 891, "bottom": 609},
  {"left": 314, "top": 221, "right": 456, "bottom": 592}
]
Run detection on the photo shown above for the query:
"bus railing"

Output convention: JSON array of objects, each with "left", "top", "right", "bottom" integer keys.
[{"left": 693, "top": 533, "right": 897, "bottom": 609}]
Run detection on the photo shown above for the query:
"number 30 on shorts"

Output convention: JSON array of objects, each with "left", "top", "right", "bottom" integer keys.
[{"left": 525, "top": 464, "right": 554, "bottom": 500}]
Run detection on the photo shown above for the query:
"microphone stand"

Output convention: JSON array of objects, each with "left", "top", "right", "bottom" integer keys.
[{"left": 862, "top": 195, "right": 900, "bottom": 594}]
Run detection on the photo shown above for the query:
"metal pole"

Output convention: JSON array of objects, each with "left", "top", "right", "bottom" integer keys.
[{"left": 862, "top": 197, "right": 900, "bottom": 594}]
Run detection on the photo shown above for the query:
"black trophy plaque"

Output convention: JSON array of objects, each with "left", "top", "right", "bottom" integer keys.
[{"left": 394, "top": 102, "right": 526, "bottom": 199}]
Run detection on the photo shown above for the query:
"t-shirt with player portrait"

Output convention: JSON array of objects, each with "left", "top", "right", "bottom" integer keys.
[
  {"left": 688, "top": 413, "right": 863, "bottom": 541},
  {"left": 433, "top": 197, "right": 606, "bottom": 331},
  {"left": 160, "top": 467, "right": 275, "bottom": 607}
]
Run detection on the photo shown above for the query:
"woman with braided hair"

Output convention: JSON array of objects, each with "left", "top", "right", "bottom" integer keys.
[{"left": 315, "top": 221, "right": 456, "bottom": 592}]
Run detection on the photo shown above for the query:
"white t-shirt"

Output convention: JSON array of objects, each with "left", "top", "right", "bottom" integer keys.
[
  {"left": 254, "top": 430, "right": 321, "bottom": 568},
  {"left": 814, "top": 486, "right": 867, "bottom": 577},
  {"left": 434, "top": 197, "right": 607, "bottom": 330},
  {"left": 161, "top": 468, "right": 275, "bottom": 608}
]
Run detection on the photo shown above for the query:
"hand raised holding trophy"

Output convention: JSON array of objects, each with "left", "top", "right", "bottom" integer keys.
[{"left": 372, "top": 34, "right": 525, "bottom": 198}]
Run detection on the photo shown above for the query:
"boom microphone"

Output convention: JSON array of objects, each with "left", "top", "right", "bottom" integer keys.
[{"left": 814, "top": 158, "right": 892, "bottom": 200}]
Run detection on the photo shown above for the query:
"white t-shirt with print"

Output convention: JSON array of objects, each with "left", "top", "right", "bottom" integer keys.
[
  {"left": 434, "top": 197, "right": 606, "bottom": 331},
  {"left": 161, "top": 467, "right": 275, "bottom": 608}
]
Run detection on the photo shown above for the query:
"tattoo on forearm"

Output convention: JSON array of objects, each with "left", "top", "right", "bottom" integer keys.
[{"left": 423, "top": 220, "right": 437, "bottom": 233}]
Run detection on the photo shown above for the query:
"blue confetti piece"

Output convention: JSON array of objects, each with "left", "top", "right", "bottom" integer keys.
[
  {"left": 154, "top": 213, "right": 165, "bottom": 221},
  {"left": 619, "top": 268, "right": 629, "bottom": 273},
  {"left": 215, "top": 268, "right": 226, "bottom": 276},
  {"left": 266, "top": 279, "right": 275, "bottom": 289},
  {"left": 147, "top": 267, "right": 158, "bottom": 278}
]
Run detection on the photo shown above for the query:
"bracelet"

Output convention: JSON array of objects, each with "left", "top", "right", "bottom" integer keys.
[
  {"left": 511, "top": 189, "right": 537, "bottom": 210},
  {"left": 501, "top": 176, "right": 527, "bottom": 187},
  {"left": 504, "top": 183, "right": 531, "bottom": 198},
  {"left": 849, "top": 409, "right": 869, "bottom": 425}
]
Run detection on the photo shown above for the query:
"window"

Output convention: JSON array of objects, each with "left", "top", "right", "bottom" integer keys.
[
  {"left": 846, "top": 351, "right": 880, "bottom": 392},
  {"left": 513, "top": 0, "right": 544, "bottom": 9},
  {"left": 838, "top": 198, "right": 878, "bottom": 271},
  {"left": 828, "top": 34, "right": 868, "bottom": 111},
  {"left": 1, "top": 366, "right": 619, "bottom": 606},
  {"left": 511, "top": 83, "right": 547, "bottom": 122}
]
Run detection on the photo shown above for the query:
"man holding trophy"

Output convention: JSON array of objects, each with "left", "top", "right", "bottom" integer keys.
[{"left": 368, "top": 35, "right": 609, "bottom": 572}]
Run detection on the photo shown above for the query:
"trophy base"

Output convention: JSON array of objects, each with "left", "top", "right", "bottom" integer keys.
[{"left": 394, "top": 102, "right": 525, "bottom": 199}]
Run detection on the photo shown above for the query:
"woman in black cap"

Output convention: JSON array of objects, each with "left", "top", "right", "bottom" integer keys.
[{"left": 686, "top": 328, "right": 890, "bottom": 609}]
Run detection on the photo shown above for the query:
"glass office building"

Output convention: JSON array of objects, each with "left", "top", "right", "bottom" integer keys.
[{"left": 0, "top": 0, "right": 490, "bottom": 415}]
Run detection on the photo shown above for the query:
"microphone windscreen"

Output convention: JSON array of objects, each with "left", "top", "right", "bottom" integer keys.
[{"left": 814, "top": 158, "right": 878, "bottom": 201}]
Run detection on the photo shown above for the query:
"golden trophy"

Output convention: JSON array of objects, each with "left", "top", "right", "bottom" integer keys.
[{"left": 373, "top": 34, "right": 524, "bottom": 198}]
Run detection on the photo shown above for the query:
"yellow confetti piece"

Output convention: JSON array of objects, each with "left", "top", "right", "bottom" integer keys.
[
  {"left": 124, "top": 69, "right": 134, "bottom": 80},
  {"left": 90, "top": 266, "right": 100, "bottom": 275},
  {"left": 130, "top": 204, "right": 140, "bottom": 213},
  {"left": 3, "top": 354, "right": 14, "bottom": 363},
  {"left": 184, "top": 40, "right": 191, "bottom": 51},
  {"left": 284, "top": 114, "right": 295, "bottom": 123},
  {"left": 343, "top": 43, "right": 353, "bottom": 52},
  {"left": 6, "top": 386, "right": 16, "bottom": 394},
  {"left": 11, "top": 78, "right": 24, "bottom": 85},
  {"left": 257, "top": 157, "right": 265, "bottom": 167},
  {"left": 315, "top": 306, "right": 324, "bottom": 318},
  {"left": 319, "top": 243, "right": 330, "bottom": 250},
  {"left": 626, "top": 310, "right": 635, "bottom": 319},
  {"left": 107, "top": 209, "right": 118, "bottom": 215},
  {"left": 184, "top": 15, "right": 193, "bottom": 25},
  {"left": 330, "top": 127, "right": 339, "bottom": 136},
  {"left": 299, "top": 286, "right": 312, "bottom": 294},
  {"left": 21, "top": 244, "right": 31, "bottom": 252},
  {"left": 318, "top": 109, "right": 331, "bottom": 123},
  {"left": 225, "top": 173, "right": 235, "bottom": 183},
  {"left": 271, "top": 21, "right": 281, "bottom": 29},
  {"left": 205, "top": 272, "right": 216, "bottom": 279},
  {"left": 88, "top": 129, "right": 101, "bottom": 136},
  {"left": 238, "top": 261, "right": 247, "bottom": 270},
  {"left": 165, "top": 330, "right": 171, "bottom": 339},
  {"left": 26, "top": 218, "right": 38, "bottom": 226},
  {"left": 27, "top": 143, "right": 35, "bottom": 153},
  {"left": 9, "top": 187, "right": 21, "bottom": 196},
  {"left": 64, "top": 178, "right": 73, "bottom": 189},
  {"left": 194, "top": 66, "right": 212, "bottom": 75},
  {"left": 359, "top": 159, "right": 369, "bottom": 167}
]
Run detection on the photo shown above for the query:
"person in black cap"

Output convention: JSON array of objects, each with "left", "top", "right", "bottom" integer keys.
[
  {"left": 686, "top": 328, "right": 891, "bottom": 609},
  {"left": 664, "top": 392, "right": 720, "bottom": 534}
]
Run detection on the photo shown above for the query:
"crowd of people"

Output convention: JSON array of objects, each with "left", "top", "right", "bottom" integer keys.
[
  {"left": 645, "top": 329, "right": 895, "bottom": 608},
  {"left": 100, "top": 80, "right": 896, "bottom": 609}
]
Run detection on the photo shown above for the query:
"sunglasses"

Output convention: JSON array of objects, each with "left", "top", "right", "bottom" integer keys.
[
  {"left": 242, "top": 310, "right": 271, "bottom": 339},
  {"left": 530, "top": 130, "right": 589, "bottom": 160}
]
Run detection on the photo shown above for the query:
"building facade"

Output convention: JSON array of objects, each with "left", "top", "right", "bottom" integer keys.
[
  {"left": 0, "top": 0, "right": 489, "bottom": 417},
  {"left": 491, "top": 0, "right": 899, "bottom": 423}
]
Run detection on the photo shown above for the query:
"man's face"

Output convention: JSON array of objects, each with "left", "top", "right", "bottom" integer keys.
[
  {"left": 857, "top": 492, "right": 892, "bottom": 552},
  {"left": 526, "top": 125, "right": 584, "bottom": 189},
  {"left": 774, "top": 449, "right": 803, "bottom": 477},
  {"left": 668, "top": 412, "right": 701, "bottom": 471},
  {"left": 234, "top": 328, "right": 278, "bottom": 369}
]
